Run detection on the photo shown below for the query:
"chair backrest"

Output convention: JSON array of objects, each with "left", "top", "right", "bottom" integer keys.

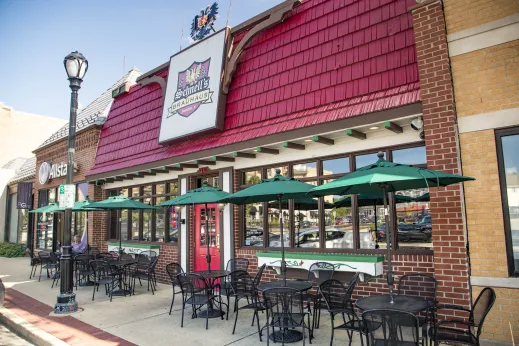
[
  {"left": 398, "top": 273, "right": 437, "bottom": 304},
  {"left": 263, "top": 287, "right": 305, "bottom": 319},
  {"left": 177, "top": 273, "right": 208, "bottom": 296},
  {"left": 166, "top": 263, "right": 184, "bottom": 284},
  {"left": 228, "top": 270, "right": 251, "bottom": 294},
  {"left": 49, "top": 252, "right": 60, "bottom": 265},
  {"left": 120, "top": 253, "right": 134, "bottom": 261},
  {"left": 471, "top": 287, "right": 496, "bottom": 337},
  {"left": 89, "top": 247, "right": 100, "bottom": 257},
  {"left": 362, "top": 309, "right": 420, "bottom": 346},
  {"left": 38, "top": 251, "right": 50, "bottom": 262},
  {"left": 320, "top": 279, "right": 351, "bottom": 311},
  {"left": 109, "top": 251, "right": 119, "bottom": 258},
  {"left": 307, "top": 262, "right": 335, "bottom": 285},
  {"left": 96, "top": 252, "right": 114, "bottom": 260},
  {"left": 253, "top": 263, "right": 267, "bottom": 288},
  {"left": 90, "top": 260, "right": 114, "bottom": 281},
  {"left": 226, "top": 258, "right": 249, "bottom": 272},
  {"left": 138, "top": 250, "right": 157, "bottom": 264}
]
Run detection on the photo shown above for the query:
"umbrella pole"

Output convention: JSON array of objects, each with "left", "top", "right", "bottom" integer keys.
[
  {"left": 374, "top": 203, "right": 379, "bottom": 248},
  {"left": 381, "top": 185, "right": 394, "bottom": 303},
  {"left": 205, "top": 203, "right": 211, "bottom": 273},
  {"left": 278, "top": 195, "right": 286, "bottom": 286},
  {"left": 86, "top": 211, "right": 89, "bottom": 260},
  {"left": 119, "top": 209, "right": 122, "bottom": 260}
]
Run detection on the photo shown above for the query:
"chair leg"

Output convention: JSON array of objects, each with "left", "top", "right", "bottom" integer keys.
[
  {"left": 38, "top": 264, "right": 43, "bottom": 282},
  {"left": 329, "top": 313, "right": 335, "bottom": 346},
  {"left": 232, "top": 298, "right": 239, "bottom": 334},
  {"left": 92, "top": 283, "right": 96, "bottom": 301},
  {"left": 206, "top": 304, "right": 209, "bottom": 330},
  {"left": 181, "top": 301, "right": 185, "bottom": 328},
  {"left": 255, "top": 311, "right": 262, "bottom": 341},
  {"left": 169, "top": 289, "right": 175, "bottom": 315}
]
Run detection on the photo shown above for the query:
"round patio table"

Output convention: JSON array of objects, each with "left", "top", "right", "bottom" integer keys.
[
  {"left": 193, "top": 270, "right": 230, "bottom": 318},
  {"left": 356, "top": 294, "right": 431, "bottom": 313},
  {"left": 106, "top": 258, "right": 137, "bottom": 296},
  {"left": 258, "top": 280, "right": 313, "bottom": 343},
  {"left": 74, "top": 255, "right": 96, "bottom": 287}
]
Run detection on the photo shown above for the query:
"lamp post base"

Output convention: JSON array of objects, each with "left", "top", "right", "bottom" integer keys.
[{"left": 54, "top": 293, "right": 78, "bottom": 314}]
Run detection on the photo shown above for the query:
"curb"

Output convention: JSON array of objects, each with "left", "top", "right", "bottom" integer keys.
[{"left": 0, "top": 306, "right": 69, "bottom": 346}]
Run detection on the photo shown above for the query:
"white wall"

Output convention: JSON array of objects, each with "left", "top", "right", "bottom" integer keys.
[{"left": 0, "top": 168, "right": 16, "bottom": 242}]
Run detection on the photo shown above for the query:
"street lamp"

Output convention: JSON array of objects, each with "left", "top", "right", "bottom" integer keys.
[{"left": 54, "top": 51, "right": 88, "bottom": 314}]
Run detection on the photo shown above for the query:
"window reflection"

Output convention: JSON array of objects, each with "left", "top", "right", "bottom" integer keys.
[
  {"left": 156, "top": 196, "right": 166, "bottom": 242},
  {"left": 323, "top": 157, "right": 350, "bottom": 176},
  {"left": 293, "top": 162, "right": 317, "bottom": 179},
  {"left": 392, "top": 146, "right": 426, "bottom": 165},
  {"left": 121, "top": 210, "right": 129, "bottom": 240},
  {"left": 357, "top": 199, "right": 382, "bottom": 249},
  {"left": 156, "top": 184, "right": 166, "bottom": 195},
  {"left": 267, "top": 166, "right": 289, "bottom": 179},
  {"left": 395, "top": 189, "right": 432, "bottom": 248},
  {"left": 142, "top": 197, "right": 152, "bottom": 241},
  {"left": 245, "top": 204, "right": 263, "bottom": 246},
  {"left": 326, "top": 193, "right": 355, "bottom": 249},
  {"left": 244, "top": 170, "right": 262, "bottom": 185},
  {"left": 356, "top": 153, "right": 379, "bottom": 168},
  {"left": 268, "top": 201, "right": 289, "bottom": 247},
  {"left": 295, "top": 198, "right": 320, "bottom": 249}
]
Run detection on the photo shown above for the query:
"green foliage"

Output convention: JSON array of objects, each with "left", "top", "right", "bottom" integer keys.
[{"left": 0, "top": 243, "right": 26, "bottom": 258}]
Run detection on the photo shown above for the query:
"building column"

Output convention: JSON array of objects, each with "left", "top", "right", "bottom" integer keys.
[{"left": 410, "top": 0, "right": 471, "bottom": 309}]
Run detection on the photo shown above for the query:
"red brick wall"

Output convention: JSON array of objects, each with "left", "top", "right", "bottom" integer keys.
[{"left": 410, "top": 0, "right": 470, "bottom": 309}]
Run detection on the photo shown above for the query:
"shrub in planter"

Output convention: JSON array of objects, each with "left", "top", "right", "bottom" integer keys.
[{"left": 0, "top": 243, "right": 26, "bottom": 258}]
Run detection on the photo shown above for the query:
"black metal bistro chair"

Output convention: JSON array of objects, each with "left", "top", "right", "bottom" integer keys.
[
  {"left": 430, "top": 287, "right": 496, "bottom": 346},
  {"left": 262, "top": 286, "right": 312, "bottom": 346},
  {"left": 29, "top": 249, "right": 41, "bottom": 279},
  {"left": 166, "top": 262, "right": 184, "bottom": 314},
  {"left": 132, "top": 255, "right": 159, "bottom": 295},
  {"left": 90, "top": 260, "right": 119, "bottom": 302},
  {"left": 137, "top": 250, "right": 157, "bottom": 264},
  {"left": 320, "top": 273, "right": 363, "bottom": 346},
  {"left": 301, "top": 262, "right": 336, "bottom": 334},
  {"left": 177, "top": 273, "right": 225, "bottom": 330},
  {"left": 37, "top": 251, "right": 52, "bottom": 282},
  {"left": 74, "top": 257, "right": 94, "bottom": 290},
  {"left": 362, "top": 309, "right": 422, "bottom": 346},
  {"left": 398, "top": 273, "right": 438, "bottom": 343},
  {"left": 223, "top": 258, "right": 250, "bottom": 301},
  {"left": 48, "top": 252, "right": 60, "bottom": 288},
  {"left": 229, "top": 264, "right": 267, "bottom": 338}
]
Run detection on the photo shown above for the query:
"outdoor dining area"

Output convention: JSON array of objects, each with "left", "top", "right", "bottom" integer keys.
[{"left": 27, "top": 152, "right": 497, "bottom": 346}]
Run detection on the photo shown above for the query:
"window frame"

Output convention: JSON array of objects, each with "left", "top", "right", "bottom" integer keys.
[
  {"left": 495, "top": 127, "right": 519, "bottom": 277},
  {"left": 238, "top": 143, "right": 431, "bottom": 255}
]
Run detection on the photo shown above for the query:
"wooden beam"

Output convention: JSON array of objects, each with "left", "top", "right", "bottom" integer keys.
[
  {"left": 128, "top": 172, "right": 142, "bottom": 179},
  {"left": 139, "top": 169, "right": 156, "bottom": 176},
  {"left": 233, "top": 152, "right": 256, "bottom": 159},
  {"left": 312, "top": 135, "right": 334, "bottom": 145},
  {"left": 195, "top": 160, "right": 216, "bottom": 166},
  {"left": 282, "top": 142, "right": 305, "bottom": 150},
  {"left": 121, "top": 174, "right": 133, "bottom": 180},
  {"left": 255, "top": 147, "right": 279, "bottom": 154},
  {"left": 177, "top": 163, "right": 198, "bottom": 169},
  {"left": 150, "top": 167, "right": 170, "bottom": 174},
  {"left": 103, "top": 178, "right": 114, "bottom": 183},
  {"left": 112, "top": 176, "right": 124, "bottom": 182},
  {"left": 212, "top": 156, "right": 235, "bottom": 162},
  {"left": 346, "top": 129, "right": 366, "bottom": 140},
  {"left": 165, "top": 165, "right": 183, "bottom": 171},
  {"left": 384, "top": 121, "right": 403, "bottom": 134}
]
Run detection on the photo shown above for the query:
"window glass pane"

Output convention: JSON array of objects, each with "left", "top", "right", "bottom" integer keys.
[
  {"left": 121, "top": 210, "right": 129, "bottom": 240},
  {"left": 244, "top": 204, "right": 264, "bottom": 247},
  {"left": 155, "top": 197, "right": 166, "bottom": 242},
  {"left": 500, "top": 134, "right": 519, "bottom": 273},
  {"left": 143, "top": 185, "right": 153, "bottom": 196},
  {"left": 295, "top": 197, "right": 320, "bottom": 249},
  {"left": 156, "top": 183, "right": 166, "bottom": 196},
  {"left": 323, "top": 157, "right": 350, "bottom": 176},
  {"left": 132, "top": 188, "right": 141, "bottom": 198},
  {"left": 268, "top": 201, "right": 289, "bottom": 247},
  {"left": 326, "top": 192, "right": 355, "bottom": 249},
  {"left": 169, "top": 180, "right": 178, "bottom": 194},
  {"left": 244, "top": 170, "right": 262, "bottom": 185},
  {"left": 120, "top": 188, "right": 129, "bottom": 197},
  {"left": 75, "top": 212, "right": 85, "bottom": 240},
  {"left": 109, "top": 190, "right": 118, "bottom": 239},
  {"left": 395, "top": 189, "right": 432, "bottom": 248},
  {"left": 293, "top": 162, "right": 317, "bottom": 179},
  {"left": 169, "top": 205, "right": 179, "bottom": 243},
  {"left": 36, "top": 212, "right": 53, "bottom": 249},
  {"left": 213, "top": 177, "right": 220, "bottom": 188},
  {"left": 356, "top": 153, "right": 379, "bottom": 169},
  {"left": 18, "top": 209, "right": 28, "bottom": 244},
  {"left": 392, "top": 146, "right": 427, "bottom": 165},
  {"left": 77, "top": 182, "right": 88, "bottom": 201},
  {"left": 358, "top": 197, "right": 381, "bottom": 249},
  {"left": 49, "top": 189, "right": 56, "bottom": 203},
  {"left": 267, "top": 166, "right": 289, "bottom": 179}
]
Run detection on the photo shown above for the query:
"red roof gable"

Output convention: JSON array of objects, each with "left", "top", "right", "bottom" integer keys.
[{"left": 88, "top": 0, "right": 420, "bottom": 177}]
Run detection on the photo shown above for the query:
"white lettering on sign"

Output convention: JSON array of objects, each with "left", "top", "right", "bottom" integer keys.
[
  {"left": 38, "top": 162, "right": 78, "bottom": 185},
  {"left": 59, "top": 184, "right": 76, "bottom": 209}
]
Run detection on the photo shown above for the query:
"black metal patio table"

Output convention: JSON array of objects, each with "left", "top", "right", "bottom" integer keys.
[
  {"left": 74, "top": 254, "right": 96, "bottom": 287},
  {"left": 106, "top": 258, "right": 137, "bottom": 296},
  {"left": 258, "top": 280, "right": 313, "bottom": 343},
  {"left": 193, "top": 270, "right": 230, "bottom": 318},
  {"left": 356, "top": 294, "right": 431, "bottom": 313}
]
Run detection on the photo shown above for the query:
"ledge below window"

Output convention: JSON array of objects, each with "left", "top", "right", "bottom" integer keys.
[
  {"left": 256, "top": 251, "right": 384, "bottom": 277},
  {"left": 108, "top": 242, "right": 161, "bottom": 255}
]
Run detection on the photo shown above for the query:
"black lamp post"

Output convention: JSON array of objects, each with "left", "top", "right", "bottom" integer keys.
[{"left": 54, "top": 51, "right": 88, "bottom": 314}]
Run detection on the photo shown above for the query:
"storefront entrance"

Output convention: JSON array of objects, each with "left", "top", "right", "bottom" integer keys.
[{"left": 194, "top": 204, "right": 220, "bottom": 271}]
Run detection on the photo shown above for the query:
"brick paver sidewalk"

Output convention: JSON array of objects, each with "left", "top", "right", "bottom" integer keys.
[{"left": 4, "top": 288, "right": 137, "bottom": 346}]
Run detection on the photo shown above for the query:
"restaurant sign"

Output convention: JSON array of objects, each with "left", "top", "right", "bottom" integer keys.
[
  {"left": 38, "top": 161, "right": 78, "bottom": 185},
  {"left": 159, "top": 28, "right": 228, "bottom": 143}
]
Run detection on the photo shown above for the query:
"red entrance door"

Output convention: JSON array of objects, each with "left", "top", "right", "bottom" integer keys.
[{"left": 194, "top": 204, "right": 220, "bottom": 271}]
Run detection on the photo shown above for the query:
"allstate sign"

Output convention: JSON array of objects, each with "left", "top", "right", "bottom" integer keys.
[
  {"left": 38, "top": 161, "right": 77, "bottom": 185},
  {"left": 158, "top": 28, "right": 228, "bottom": 143}
]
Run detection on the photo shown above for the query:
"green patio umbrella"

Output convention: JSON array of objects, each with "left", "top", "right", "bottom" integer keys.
[
  {"left": 309, "top": 152, "right": 475, "bottom": 303},
  {"left": 88, "top": 196, "right": 159, "bottom": 256},
  {"left": 267, "top": 197, "right": 334, "bottom": 211},
  {"left": 156, "top": 181, "right": 230, "bottom": 272},
  {"left": 28, "top": 203, "right": 63, "bottom": 214},
  {"left": 413, "top": 192, "right": 430, "bottom": 202},
  {"left": 221, "top": 169, "right": 316, "bottom": 285}
]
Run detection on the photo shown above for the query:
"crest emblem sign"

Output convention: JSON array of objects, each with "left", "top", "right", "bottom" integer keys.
[{"left": 191, "top": 3, "right": 219, "bottom": 41}]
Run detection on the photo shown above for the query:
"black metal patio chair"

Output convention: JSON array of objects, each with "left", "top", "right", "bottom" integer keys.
[
  {"left": 48, "top": 252, "right": 60, "bottom": 288},
  {"left": 320, "top": 273, "right": 363, "bottom": 346},
  {"left": 29, "top": 249, "right": 41, "bottom": 279},
  {"left": 229, "top": 264, "right": 266, "bottom": 338},
  {"left": 177, "top": 272, "right": 225, "bottom": 330},
  {"left": 37, "top": 251, "right": 52, "bottom": 282},
  {"left": 132, "top": 255, "right": 159, "bottom": 295},
  {"left": 262, "top": 286, "right": 312, "bottom": 346},
  {"left": 362, "top": 309, "right": 422, "bottom": 346},
  {"left": 166, "top": 262, "right": 184, "bottom": 314},
  {"left": 430, "top": 287, "right": 496, "bottom": 346},
  {"left": 90, "top": 259, "right": 119, "bottom": 302},
  {"left": 74, "top": 256, "right": 94, "bottom": 290},
  {"left": 301, "top": 262, "right": 335, "bottom": 334}
]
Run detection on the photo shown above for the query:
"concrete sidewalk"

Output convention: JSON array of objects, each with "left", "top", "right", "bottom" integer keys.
[{"left": 1, "top": 257, "right": 362, "bottom": 346}]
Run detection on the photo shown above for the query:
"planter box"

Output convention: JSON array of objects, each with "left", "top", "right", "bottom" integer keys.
[
  {"left": 107, "top": 242, "right": 160, "bottom": 256},
  {"left": 256, "top": 252, "right": 384, "bottom": 279}
]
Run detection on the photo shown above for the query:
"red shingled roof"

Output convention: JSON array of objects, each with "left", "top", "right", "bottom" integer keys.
[{"left": 88, "top": 0, "right": 420, "bottom": 177}]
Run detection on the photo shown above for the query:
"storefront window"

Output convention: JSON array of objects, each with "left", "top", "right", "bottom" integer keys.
[
  {"left": 268, "top": 201, "right": 289, "bottom": 247},
  {"left": 323, "top": 157, "right": 349, "bottom": 176},
  {"left": 394, "top": 189, "right": 431, "bottom": 248},
  {"left": 121, "top": 210, "right": 129, "bottom": 240},
  {"left": 245, "top": 204, "right": 263, "bottom": 246},
  {"left": 293, "top": 162, "right": 317, "bottom": 179},
  {"left": 168, "top": 181, "right": 178, "bottom": 194},
  {"left": 36, "top": 190, "right": 53, "bottom": 250},
  {"left": 392, "top": 147, "right": 427, "bottom": 165},
  {"left": 326, "top": 193, "right": 355, "bottom": 250},
  {"left": 7, "top": 193, "right": 18, "bottom": 243},
  {"left": 18, "top": 209, "right": 29, "bottom": 244},
  {"left": 156, "top": 196, "right": 166, "bottom": 242},
  {"left": 295, "top": 198, "right": 320, "bottom": 249},
  {"left": 156, "top": 183, "right": 166, "bottom": 196},
  {"left": 355, "top": 153, "right": 379, "bottom": 169},
  {"left": 267, "top": 166, "right": 289, "bottom": 179},
  {"left": 142, "top": 197, "right": 152, "bottom": 241},
  {"left": 496, "top": 129, "right": 519, "bottom": 275}
]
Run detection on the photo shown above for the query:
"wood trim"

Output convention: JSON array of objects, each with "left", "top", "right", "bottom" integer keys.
[
  {"left": 138, "top": 75, "right": 167, "bottom": 98},
  {"left": 283, "top": 142, "right": 305, "bottom": 150},
  {"left": 346, "top": 129, "right": 367, "bottom": 140},
  {"left": 408, "top": 0, "right": 440, "bottom": 13},
  {"left": 222, "top": 0, "right": 303, "bottom": 94}
]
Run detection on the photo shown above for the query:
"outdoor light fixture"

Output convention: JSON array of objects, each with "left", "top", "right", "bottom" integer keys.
[
  {"left": 304, "top": 139, "right": 312, "bottom": 142},
  {"left": 411, "top": 117, "right": 424, "bottom": 131},
  {"left": 55, "top": 51, "right": 88, "bottom": 315},
  {"left": 218, "top": 203, "right": 226, "bottom": 212},
  {"left": 369, "top": 126, "right": 379, "bottom": 130}
]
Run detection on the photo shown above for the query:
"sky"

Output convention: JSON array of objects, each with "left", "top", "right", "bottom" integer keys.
[{"left": 0, "top": 0, "right": 283, "bottom": 120}]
